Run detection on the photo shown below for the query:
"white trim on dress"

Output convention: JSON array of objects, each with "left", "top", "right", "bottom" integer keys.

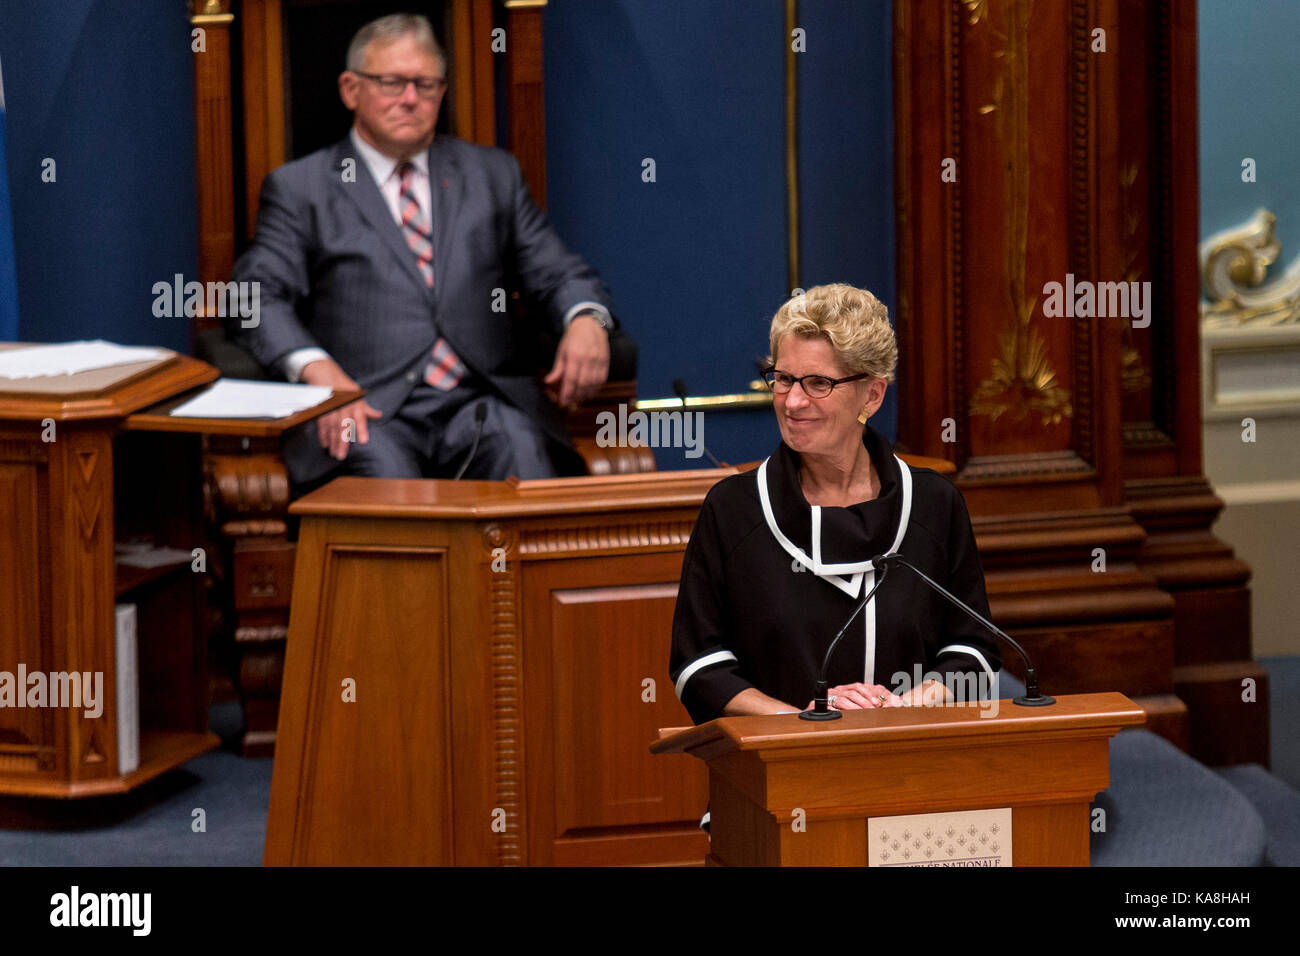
[
  {"left": 756, "top": 455, "right": 914, "bottom": 684},
  {"left": 936, "top": 643, "right": 997, "bottom": 684},
  {"left": 674, "top": 649, "right": 739, "bottom": 700}
]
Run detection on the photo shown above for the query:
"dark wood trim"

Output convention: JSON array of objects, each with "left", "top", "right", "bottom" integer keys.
[
  {"left": 451, "top": 0, "right": 498, "bottom": 146},
  {"left": 192, "top": 8, "right": 237, "bottom": 296},
  {"left": 239, "top": 0, "right": 286, "bottom": 244},
  {"left": 505, "top": 1, "right": 547, "bottom": 207}
]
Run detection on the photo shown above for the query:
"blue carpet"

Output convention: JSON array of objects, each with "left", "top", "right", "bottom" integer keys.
[
  {"left": 1260, "top": 655, "right": 1300, "bottom": 791},
  {"left": 1215, "top": 764, "right": 1300, "bottom": 867},
  {"left": 1092, "top": 730, "right": 1267, "bottom": 866},
  {"left": 0, "top": 702, "right": 271, "bottom": 867}
]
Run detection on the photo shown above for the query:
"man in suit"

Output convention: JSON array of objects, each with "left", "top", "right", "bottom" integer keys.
[{"left": 228, "top": 13, "right": 616, "bottom": 484}]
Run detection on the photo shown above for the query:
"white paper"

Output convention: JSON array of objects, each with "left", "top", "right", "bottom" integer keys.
[
  {"left": 115, "top": 604, "right": 139, "bottom": 776},
  {"left": 168, "top": 379, "right": 333, "bottom": 419},
  {"left": 0, "top": 340, "right": 168, "bottom": 379},
  {"left": 115, "top": 545, "right": 195, "bottom": 569}
]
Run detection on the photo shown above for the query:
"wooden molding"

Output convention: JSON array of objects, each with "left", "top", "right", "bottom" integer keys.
[
  {"left": 240, "top": 0, "right": 286, "bottom": 243},
  {"left": 505, "top": 1, "right": 547, "bottom": 206}
]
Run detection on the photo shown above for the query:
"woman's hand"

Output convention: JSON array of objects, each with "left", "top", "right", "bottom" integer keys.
[
  {"left": 807, "top": 683, "right": 906, "bottom": 710},
  {"left": 900, "top": 679, "right": 952, "bottom": 707}
]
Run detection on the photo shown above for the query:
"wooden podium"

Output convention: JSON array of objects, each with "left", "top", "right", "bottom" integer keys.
[
  {"left": 0, "top": 346, "right": 356, "bottom": 797},
  {"left": 263, "top": 469, "right": 734, "bottom": 866},
  {"left": 652, "top": 693, "right": 1145, "bottom": 866}
]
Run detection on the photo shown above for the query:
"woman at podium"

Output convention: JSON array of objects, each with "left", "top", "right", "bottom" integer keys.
[{"left": 669, "top": 284, "right": 1001, "bottom": 724}]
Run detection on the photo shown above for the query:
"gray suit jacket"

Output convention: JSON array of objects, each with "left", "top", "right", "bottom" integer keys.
[{"left": 227, "top": 134, "right": 614, "bottom": 482}]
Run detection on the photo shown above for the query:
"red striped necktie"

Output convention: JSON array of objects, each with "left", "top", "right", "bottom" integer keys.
[{"left": 398, "top": 161, "right": 466, "bottom": 391}]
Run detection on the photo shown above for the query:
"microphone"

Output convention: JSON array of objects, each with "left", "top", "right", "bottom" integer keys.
[
  {"left": 671, "top": 378, "right": 723, "bottom": 467},
  {"left": 870, "top": 552, "right": 1055, "bottom": 707},
  {"left": 452, "top": 403, "right": 489, "bottom": 480},
  {"left": 799, "top": 564, "right": 892, "bottom": 721}
]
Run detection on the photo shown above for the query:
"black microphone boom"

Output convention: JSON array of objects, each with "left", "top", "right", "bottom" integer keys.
[
  {"left": 452, "top": 403, "right": 489, "bottom": 481},
  {"left": 799, "top": 564, "right": 891, "bottom": 721},
  {"left": 871, "top": 552, "right": 1055, "bottom": 707},
  {"left": 671, "top": 378, "right": 723, "bottom": 468}
]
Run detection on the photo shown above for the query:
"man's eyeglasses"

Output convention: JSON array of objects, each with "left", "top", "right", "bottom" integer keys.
[
  {"left": 762, "top": 368, "right": 871, "bottom": 398},
  {"left": 355, "top": 72, "right": 447, "bottom": 98}
]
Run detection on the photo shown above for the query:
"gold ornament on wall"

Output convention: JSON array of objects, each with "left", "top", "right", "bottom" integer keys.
[
  {"left": 1201, "top": 208, "right": 1300, "bottom": 327},
  {"left": 964, "top": 0, "right": 1073, "bottom": 427}
]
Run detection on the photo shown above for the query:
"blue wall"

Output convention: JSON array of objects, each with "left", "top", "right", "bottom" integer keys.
[
  {"left": 0, "top": 0, "right": 197, "bottom": 350},
  {"left": 544, "top": 0, "right": 895, "bottom": 467},
  {"left": 0, "top": 0, "right": 895, "bottom": 467},
  {"left": 1200, "top": 0, "right": 1300, "bottom": 269}
]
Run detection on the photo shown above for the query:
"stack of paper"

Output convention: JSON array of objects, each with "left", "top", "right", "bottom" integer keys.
[
  {"left": 168, "top": 379, "right": 333, "bottom": 419},
  {"left": 115, "top": 604, "right": 139, "bottom": 776},
  {"left": 0, "top": 340, "right": 168, "bottom": 379}
]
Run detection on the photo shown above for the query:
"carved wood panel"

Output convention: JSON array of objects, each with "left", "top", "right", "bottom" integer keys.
[
  {"left": 523, "top": 552, "right": 709, "bottom": 866},
  {"left": 0, "top": 445, "right": 56, "bottom": 777},
  {"left": 895, "top": 0, "right": 1124, "bottom": 513},
  {"left": 295, "top": 545, "right": 455, "bottom": 864},
  {"left": 896, "top": 0, "right": 1263, "bottom": 763}
]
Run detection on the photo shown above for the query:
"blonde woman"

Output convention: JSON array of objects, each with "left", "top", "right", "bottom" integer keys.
[{"left": 670, "top": 284, "right": 1000, "bottom": 722}]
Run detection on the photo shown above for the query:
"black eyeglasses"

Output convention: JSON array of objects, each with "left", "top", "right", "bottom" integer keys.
[
  {"left": 762, "top": 368, "right": 871, "bottom": 398},
  {"left": 355, "top": 72, "right": 447, "bottom": 98}
]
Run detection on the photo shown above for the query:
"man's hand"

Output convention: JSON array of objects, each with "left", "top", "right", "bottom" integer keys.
[
  {"left": 544, "top": 312, "right": 610, "bottom": 408},
  {"left": 301, "top": 358, "right": 383, "bottom": 460}
]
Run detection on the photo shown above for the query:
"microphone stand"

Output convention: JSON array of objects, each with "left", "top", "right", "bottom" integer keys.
[
  {"left": 799, "top": 565, "right": 891, "bottom": 721},
  {"left": 872, "top": 553, "right": 1055, "bottom": 707}
]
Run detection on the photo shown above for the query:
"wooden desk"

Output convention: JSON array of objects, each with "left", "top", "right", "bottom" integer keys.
[
  {"left": 0, "top": 349, "right": 354, "bottom": 796},
  {"left": 266, "top": 470, "right": 734, "bottom": 865}
]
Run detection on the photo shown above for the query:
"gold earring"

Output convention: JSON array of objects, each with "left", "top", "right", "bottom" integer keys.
[{"left": 858, "top": 408, "right": 870, "bottom": 424}]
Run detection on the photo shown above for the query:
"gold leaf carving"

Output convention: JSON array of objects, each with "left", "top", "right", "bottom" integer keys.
[
  {"left": 1120, "top": 346, "right": 1151, "bottom": 395},
  {"left": 962, "top": 0, "right": 989, "bottom": 26},
  {"left": 967, "top": 0, "right": 1073, "bottom": 427},
  {"left": 971, "top": 298, "right": 1073, "bottom": 425}
]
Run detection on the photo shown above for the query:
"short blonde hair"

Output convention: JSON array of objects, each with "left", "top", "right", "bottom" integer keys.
[{"left": 768, "top": 283, "right": 897, "bottom": 382}]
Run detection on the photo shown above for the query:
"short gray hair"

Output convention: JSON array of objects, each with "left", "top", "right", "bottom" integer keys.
[{"left": 346, "top": 13, "right": 447, "bottom": 76}]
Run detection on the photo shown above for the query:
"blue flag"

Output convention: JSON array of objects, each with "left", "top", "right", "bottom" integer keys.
[{"left": 0, "top": 56, "right": 19, "bottom": 341}]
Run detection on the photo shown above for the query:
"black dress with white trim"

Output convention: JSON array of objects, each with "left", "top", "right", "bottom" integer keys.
[{"left": 669, "top": 425, "right": 1002, "bottom": 725}]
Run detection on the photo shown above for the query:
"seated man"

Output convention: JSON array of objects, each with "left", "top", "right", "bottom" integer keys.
[{"left": 228, "top": 13, "right": 616, "bottom": 484}]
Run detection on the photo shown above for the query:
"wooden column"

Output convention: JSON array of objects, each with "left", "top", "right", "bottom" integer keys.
[
  {"left": 451, "top": 0, "right": 498, "bottom": 146},
  {"left": 892, "top": 0, "right": 1253, "bottom": 754},
  {"left": 190, "top": 1, "right": 237, "bottom": 294},
  {"left": 239, "top": 0, "right": 285, "bottom": 242},
  {"left": 505, "top": 0, "right": 548, "bottom": 207}
]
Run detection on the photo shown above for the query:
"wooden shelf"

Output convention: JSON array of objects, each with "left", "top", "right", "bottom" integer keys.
[
  {"left": 115, "top": 557, "right": 192, "bottom": 597},
  {"left": 0, "top": 354, "right": 238, "bottom": 799},
  {"left": 123, "top": 386, "right": 363, "bottom": 436},
  {"left": 0, "top": 731, "right": 220, "bottom": 798}
]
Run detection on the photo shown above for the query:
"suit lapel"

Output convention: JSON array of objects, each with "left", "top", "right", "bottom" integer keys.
[
  {"left": 332, "top": 137, "right": 435, "bottom": 303},
  {"left": 427, "top": 137, "right": 464, "bottom": 292}
]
